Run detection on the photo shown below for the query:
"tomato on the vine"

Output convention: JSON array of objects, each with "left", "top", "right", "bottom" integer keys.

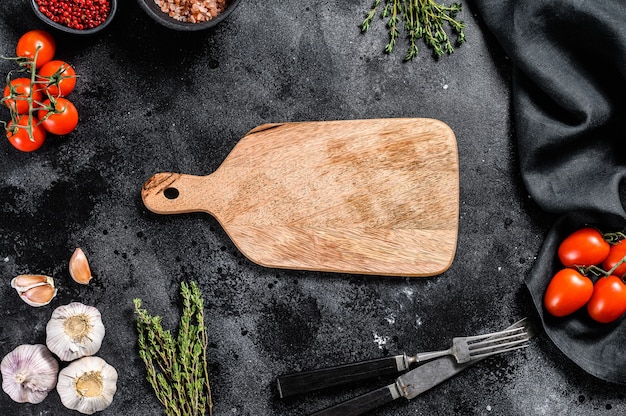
[
  {"left": 587, "top": 275, "right": 626, "bottom": 323},
  {"left": 558, "top": 227, "right": 610, "bottom": 267},
  {"left": 602, "top": 239, "right": 626, "bottom": 278},
  {"left": 38, "top": 60, "right": 76, "bottom": 97},
  {"left": 6, "top": 115, "right": 47, "bottom": 152},
  {"left": 16, "top": 30, "right": 56, "bottom": 68},
  {"left": 544, "top": 268, "right": 594, "bottom": 317},
  {"left": 3, "top": 78, "right": 42, "bottom": 114},
  {"left": 37, "top": 98, "right": 78, "bottom": 135}
]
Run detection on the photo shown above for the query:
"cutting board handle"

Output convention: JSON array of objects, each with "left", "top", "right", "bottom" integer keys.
[{"left": 142, "top": 172, "right": 218, "bottom": 215}]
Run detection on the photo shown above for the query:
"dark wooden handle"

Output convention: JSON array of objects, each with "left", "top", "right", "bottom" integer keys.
[
  {"left": 309, "top": 385, "right": 397, "bottom": 416},
  {"left": 276, "top": 355, "right": 405, "bottom": 398}
]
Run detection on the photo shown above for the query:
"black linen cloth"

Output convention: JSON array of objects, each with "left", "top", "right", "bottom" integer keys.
[{"left": 473, "top": 0, "right": 626, "bottom": 384}]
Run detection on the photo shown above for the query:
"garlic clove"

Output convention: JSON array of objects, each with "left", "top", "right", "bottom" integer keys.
[
  {"left": 11, "top": 274, "right": 51, "bottom": 291},
  {"left": 20, "top": 284, "right": 58, "bottom": 307},
  {"left": 46, "top": 302, "right": 105, "bottom": 361},
  {"left": 69, "top": 248, "right": 92, "bottom": 285},
  {"left": 10, "top": 274, "right": 57, "bottom": 307},
  {"left": 1, "top": 344, "right": 59, "bottom": 404},
  {"left": 57, "top": 356, "right": 117, "bottom": 415}
]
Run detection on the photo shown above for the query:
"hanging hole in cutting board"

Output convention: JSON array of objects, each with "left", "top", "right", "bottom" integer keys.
[{"left": 164, "top": 187, "right": 179, "bottom": 200}]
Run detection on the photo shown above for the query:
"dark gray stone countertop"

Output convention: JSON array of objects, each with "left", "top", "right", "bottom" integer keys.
[{"left": 1, "top": 1, "right": 624, "bottom": 415}]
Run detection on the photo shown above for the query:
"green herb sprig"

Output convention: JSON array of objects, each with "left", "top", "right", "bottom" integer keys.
[
  {"left": 362, "top": 0, "right": 467, "bottom": 60},
  {"left": 134, "top": 282, "right": 212, "bottom": 416}
]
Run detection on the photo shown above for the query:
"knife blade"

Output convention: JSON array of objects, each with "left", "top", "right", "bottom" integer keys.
[{"left": 309, "top": 318, "right": 535, "bottom": 416}]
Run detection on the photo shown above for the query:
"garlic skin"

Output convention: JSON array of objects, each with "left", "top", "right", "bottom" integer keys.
[
  {"left": 1, "top": 344, "right": 59, "bottom": 404},
  {"left": 10, "top": 274, "right": 57, "bottom": 307},
  {"left": 69, "top": 248, "right": 93, "bottom": 285},
  {"left": 46, "top": 302, "right": 105, "bottom": 362},
  {"left": 57, "top": 356, "right": 118, "bottom": 414}
]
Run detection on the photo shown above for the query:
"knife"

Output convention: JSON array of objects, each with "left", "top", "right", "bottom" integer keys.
[
  {"left": 308, "top": 318, "right": 535, "bottom": 416},
  {"left": 308, "top": 355, "right": 473, "bottom": 416}
]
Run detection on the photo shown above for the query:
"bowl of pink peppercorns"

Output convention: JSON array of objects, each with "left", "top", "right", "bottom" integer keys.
[{"left": 30, "top": 0, "right": 117, "bottom": 35}]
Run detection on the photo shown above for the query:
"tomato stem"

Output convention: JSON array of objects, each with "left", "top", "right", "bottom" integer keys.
[
  {"left": 2, "top": 48, "right": 71, "bottom": 143},
  {"left": 607, "top": 254, "right": 626, "bottom": 281},
  {"left": 25, "top": 47, "right": 40, "bottom": 142},
  {"left": 584, "top": 255, "right": 626, "bottom": 281},
  {"left": 35, "top": 63, "right": 79, "bottom": 94},
  {"left": 603, "top": 231, "right": 626, "bottom": 244},
  {"left": 581, "top": 265, "right": 606, "bottom": 278}
]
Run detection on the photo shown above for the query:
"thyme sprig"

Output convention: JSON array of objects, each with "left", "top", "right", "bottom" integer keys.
[
  {"left": 134, "top": 281, "right": 213, "bottom": 416},
  {"left": 362, "top": 0, "right": 466, "bottom": 60}
]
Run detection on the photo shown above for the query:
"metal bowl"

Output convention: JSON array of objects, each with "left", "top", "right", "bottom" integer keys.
[
  {"left": 30, "top": 0, "right": 118, "bottom": 35},
  {"left": 136, "top": 0, "right": 241, "bottom": 31}
]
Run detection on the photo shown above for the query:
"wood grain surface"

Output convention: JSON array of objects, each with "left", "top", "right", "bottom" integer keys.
[{"left": 141, "top": 118, "right": 459, "bottom": 276}]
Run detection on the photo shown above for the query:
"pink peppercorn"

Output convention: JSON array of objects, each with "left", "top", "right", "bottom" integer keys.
[{"left": 35, "top": 0, "right": 111, "bottom": 30}]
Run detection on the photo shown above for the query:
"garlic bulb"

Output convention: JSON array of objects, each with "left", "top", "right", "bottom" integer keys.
[
  {"left": 69, "top": 248, "right": 93, "bottom": 285},
  {"left": 57, "top": 356, "right": 117, "bottom": 414},
  {"left": 1, "top": 344, "right": 59, "bottom": 404},
  {"left": 46, "top": 302, "right": 105, "bottom": 361},
  {"left": 10, "top": 274, "right": 57, "bottom": 307}
]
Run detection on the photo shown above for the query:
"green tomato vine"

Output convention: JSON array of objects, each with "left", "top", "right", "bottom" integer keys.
[{"left": 2, "top": 48, "right": 76, "bottom": 144}]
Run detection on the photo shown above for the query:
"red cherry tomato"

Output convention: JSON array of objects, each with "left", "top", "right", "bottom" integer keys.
[
  {"left": 544, "top": 268, "right": 594, "bottom": 317},
  {"left": 6, "top": 115, "right": 47, "bottom": 152},
  {"left": 602, "top": 239, "right": 626, "bottom": 278},
  {"left": 16, "top": 30, "right": 56, "bottom": 68},
  {"left": 38, "top": 98, "right": 78, "bottom": 135},
  {"left": 587, "top": 275, "right": 626, "bottom": 323},
  {"left": 558, "top": 227, "right": 610, "bottom": 267},
  {"left": 38, "top": 60, "right": 76, "bottom": 97},
  {"left": 3, "top": 77, "right": 42, "bottom": 114}
]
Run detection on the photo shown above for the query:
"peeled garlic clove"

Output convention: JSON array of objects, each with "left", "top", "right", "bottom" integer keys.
[
  {"left": 1, "top": 344, "right": 59, "bottom": 404},
  {"left": 46, "top": 302, "right": 105, "bottom": 362},
  {"left": 57, "top": 356, "right": 117, "bottom": 415},
  {"left": 10, "top": 274, "right": 57, "bottom": 307},
  {"left": 69, "top": 248, "right": 92, "bottom": 285}
]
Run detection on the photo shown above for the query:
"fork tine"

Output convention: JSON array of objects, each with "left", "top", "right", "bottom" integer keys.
[
  {"left": 468, "top": 332, "right": 529, "bottom": 349},
  {"left": 468, "top": 337, "right": 530, "bottom": 357},
  {"left": 468, "top": 342, "right": 530, "bottom": 360},
  {"left": 462, "top": 326, "right": 527, "bottom": 343}
]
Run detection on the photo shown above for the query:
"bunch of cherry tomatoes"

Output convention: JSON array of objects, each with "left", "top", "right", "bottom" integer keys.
[
  {"left": 1, "top": 30, "right": 78, "bottom": 152},
  {"left": 544, "top": 227, "right": 626, "bottom": 323}
]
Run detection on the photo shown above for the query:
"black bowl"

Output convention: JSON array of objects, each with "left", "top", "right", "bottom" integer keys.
[
  {"left": 30, "top": 0, "right": 118, "bottom": 35},
  {"left": 136, "top": 0, "right": 241, "bottom": 31}
]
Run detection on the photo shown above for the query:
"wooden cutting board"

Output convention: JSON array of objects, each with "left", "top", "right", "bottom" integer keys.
[{"left": 141, "top": 118, "right": 459, "bottom": 276}]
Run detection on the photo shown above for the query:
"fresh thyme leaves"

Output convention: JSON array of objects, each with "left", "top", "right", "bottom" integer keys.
[
  {"left": 134, "top": 282, "right": 213, "bottom": 416},
  {"left": 361, "top": 0, "right": 467, "bottom": 60}
]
